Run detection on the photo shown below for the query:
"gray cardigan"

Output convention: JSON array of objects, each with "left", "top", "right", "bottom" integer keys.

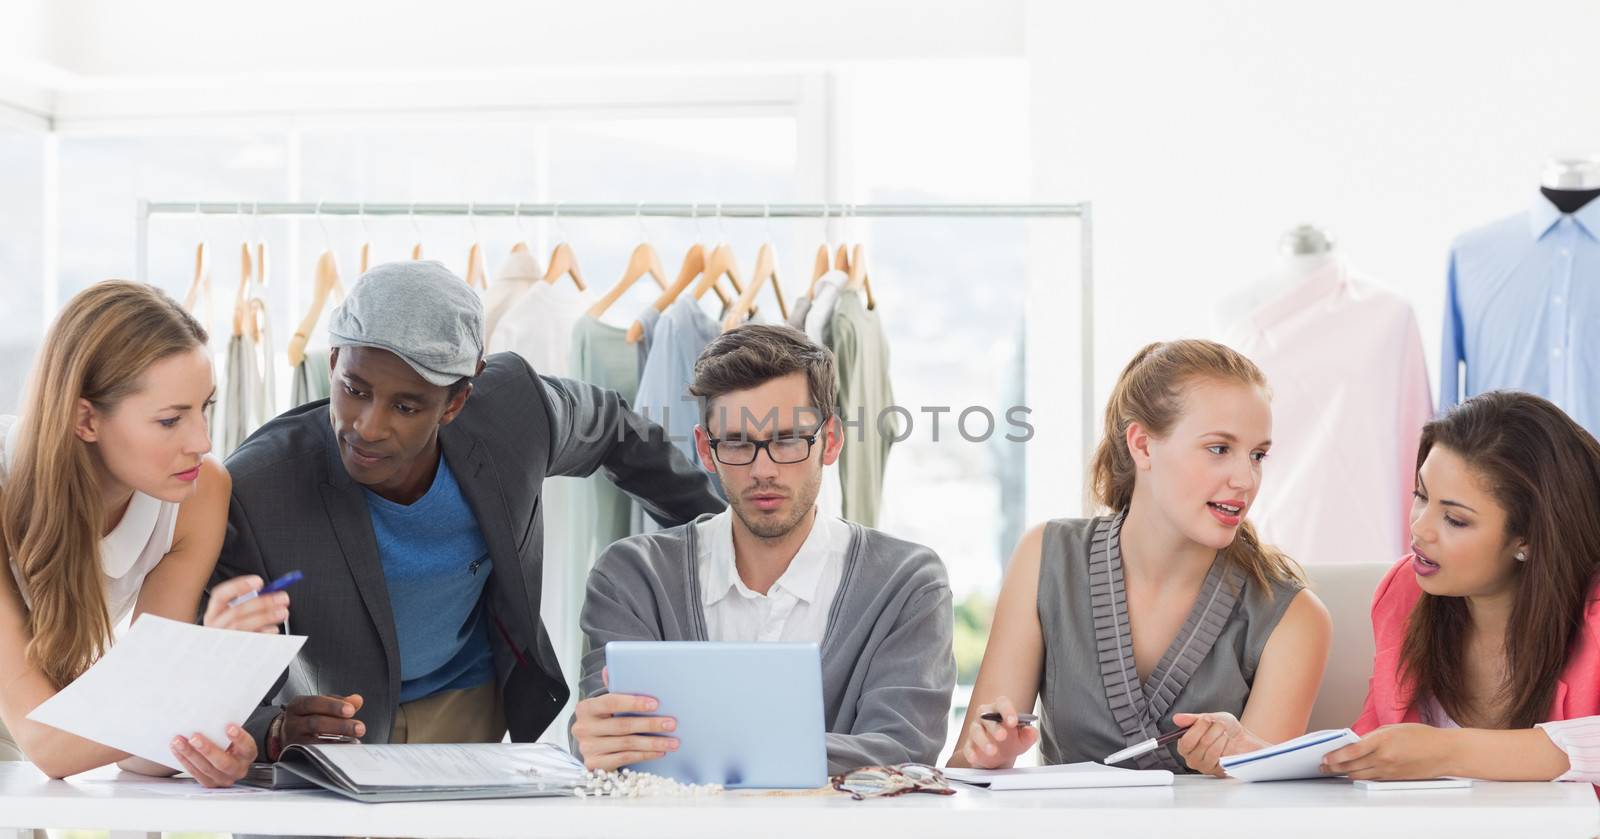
[{"left": 579, "top": 515, "right": 956, "bottom": 773}]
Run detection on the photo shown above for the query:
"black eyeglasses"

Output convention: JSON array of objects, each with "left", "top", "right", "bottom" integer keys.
[
  {"left": 707, "top": 433, "right": 819, "bottom": 466},
  {"left": 831, "top": 763, "right": 955, "bottom": 800}
]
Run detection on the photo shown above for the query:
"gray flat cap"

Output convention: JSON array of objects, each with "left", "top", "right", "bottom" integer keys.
[{"left": 328, "top": 260, "right": 484, "bottom": 386}]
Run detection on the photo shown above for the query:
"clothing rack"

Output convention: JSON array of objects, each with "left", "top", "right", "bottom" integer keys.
[{"left": 137, "top": 199, "right": 1095, "bottom": 469}]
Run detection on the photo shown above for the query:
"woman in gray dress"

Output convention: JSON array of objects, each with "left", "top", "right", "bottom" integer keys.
[{"left": 950, "top": 339, "right": 1332, "bottom": 776}]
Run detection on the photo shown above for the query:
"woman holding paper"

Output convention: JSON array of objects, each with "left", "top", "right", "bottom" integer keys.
[
  {"left": 1323, "top": 392, "right": 1600, "bottom": 783},
  {"left": 949, "top": 340, "right": 1331, "bottom": 776},
  {"left": 0, "top": 281, "right": 289, "bottom": 786}
]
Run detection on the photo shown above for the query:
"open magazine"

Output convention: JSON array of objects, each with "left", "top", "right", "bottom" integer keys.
[{"left": 275, "top": 742, "right": 585, "bottom": 802}]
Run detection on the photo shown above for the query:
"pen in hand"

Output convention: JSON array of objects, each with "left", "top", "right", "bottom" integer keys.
[
  {"left": 1103, "top": 724, "right": 1194, "bottom": 765},
  {"left": 979, "top": 712, "right": 1039, "bottom": 727},
  {"left": 228, "top": 570, "right": 304, "bottom": 608}
]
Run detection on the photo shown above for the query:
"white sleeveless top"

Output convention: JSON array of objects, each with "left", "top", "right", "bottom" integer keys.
[{"left": 1, "top": 416, "right": 179, "bottom": 625}]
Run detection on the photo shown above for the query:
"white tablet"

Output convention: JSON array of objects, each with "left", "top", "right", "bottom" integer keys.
[{"left": 604, "top": 641, "right": 829, "bottom": 789}]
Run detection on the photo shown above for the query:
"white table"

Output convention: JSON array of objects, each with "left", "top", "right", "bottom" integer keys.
[{"left": 0, "top": 763, "right": 1595, "bottom": 839}]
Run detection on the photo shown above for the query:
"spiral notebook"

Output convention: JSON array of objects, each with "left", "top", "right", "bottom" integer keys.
[{"left": 1219, "top": 728, "right": 1361, "bottom": 782}]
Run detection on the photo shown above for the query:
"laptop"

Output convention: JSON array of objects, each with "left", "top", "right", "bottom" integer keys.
[{"left": 603, "top": 641, "right": 828, "bottom": 789}]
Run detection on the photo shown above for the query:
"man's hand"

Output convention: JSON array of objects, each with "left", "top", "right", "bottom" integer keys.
[
  {"left": 276, "top": 693, "right": 366, "bottom": 759},
  {"left": 571, "top": 691, "right": 678, "bottom": 771}
]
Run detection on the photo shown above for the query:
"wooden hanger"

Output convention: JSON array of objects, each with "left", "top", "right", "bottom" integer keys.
[
  {"left": 811, "top": 243, "right": 831, "bottom": 287},
  {"left": 543, "top": 242, "right": 588, "bottom": 291},
  {"left": 694, "top": 243, "right": 743, "bottom": 303},
  {"left": 541, "top": 205, "right": 588, "bottom": 291},
  {"left": 810, "top": 205, "right": 834, "bottom": 296},
  {"left": 464, "top": 243, "right": 488, "bottom": 289},
  {"left": 723, "top": 242, "right": 789, "bottom": 331},
  {"left": 183, "top": 242, "right": 211, "bottom": 315},
  {"left": 248, "top": 241, "right": 269, "bottom": 340},
  {"left": 627, "top": 243, "right": 704, "bottom": 344},
  {"left": 286, "top": 251, "right": 341, "bottom": 367},
  {"left": 507, "top": 202, "right": 536, "bottom": 269},
  {"left": 231, "top": 243, "right": 253, "bottom": 338},
  {"left": 847, "top": 243, "right": 877, "bottom": 310},
  {"left": 589, "top": 242, "right": 667, "bottom": 319}
]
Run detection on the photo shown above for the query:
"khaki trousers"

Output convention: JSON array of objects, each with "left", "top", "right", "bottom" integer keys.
[{"left": 388, "top": 680, "right": 507, "bottom": 744}]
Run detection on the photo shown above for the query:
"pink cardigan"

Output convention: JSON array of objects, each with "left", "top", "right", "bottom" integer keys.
[{"left": 1355, "top": 556, "right": 1600, "bottom": 733}]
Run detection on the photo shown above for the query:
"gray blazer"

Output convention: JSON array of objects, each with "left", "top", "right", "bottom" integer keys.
[{"left": 215, "top": 352, "right": 724, "bottom": 755}]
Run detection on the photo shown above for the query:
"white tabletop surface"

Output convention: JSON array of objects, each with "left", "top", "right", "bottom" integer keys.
[{"left": 0, "top": 763, "right": 1595, "bottom": 839}]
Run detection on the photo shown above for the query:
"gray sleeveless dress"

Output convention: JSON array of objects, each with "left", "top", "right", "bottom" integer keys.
[{"left": 1037, "top": 513, "right": 1302, "bottom": 772}]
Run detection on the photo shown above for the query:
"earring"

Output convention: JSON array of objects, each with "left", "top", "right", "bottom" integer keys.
[{"left": 1515, "top": 551, "right": 1528, "bottom": 562}]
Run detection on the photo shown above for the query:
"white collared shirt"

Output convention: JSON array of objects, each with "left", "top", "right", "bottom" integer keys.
[{"left": 696, "top": 508, "right": 848, "bottom": 643}]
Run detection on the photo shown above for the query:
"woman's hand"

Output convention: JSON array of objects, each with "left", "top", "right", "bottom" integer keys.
[
  {"left": 168, "top": 723, "right": 257, "bottom": 788},
  {"left": 1322, "top": 724, "right": 1459, "bottom": 780},
  {"left": 959, "top": 696, "right": 1039, "bottom": 770},
  {"left": 1172, "top": 712, "right": 1270, "bottom": 777},
  {"left": 204, "top": 576, "right": 289, "bottom": 634}
]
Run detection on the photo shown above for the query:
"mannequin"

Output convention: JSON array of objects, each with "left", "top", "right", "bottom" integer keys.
[
  {"left": 1213, "top": 224, "right": 1336, "bottom": 335},
  {"left": 1540, "top": 155, "right": 1600, "bottom": 214}
]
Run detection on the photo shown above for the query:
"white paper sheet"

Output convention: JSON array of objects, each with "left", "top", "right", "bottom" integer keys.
[
  {"left": 943, "top": 762, "right": 1174, "bottom": 790},
  {"left": 28, "top": 615, "right": 304, "bottom": 769}
]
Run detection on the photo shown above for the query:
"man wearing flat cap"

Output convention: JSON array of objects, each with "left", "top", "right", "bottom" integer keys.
[{"left": 215, "top": 261, "right": 724, "bottom": 760}]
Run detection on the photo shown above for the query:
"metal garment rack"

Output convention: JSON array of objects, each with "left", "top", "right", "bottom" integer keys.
[{"left": 138, "top": 200, "right": 1095, "bottom": 466}]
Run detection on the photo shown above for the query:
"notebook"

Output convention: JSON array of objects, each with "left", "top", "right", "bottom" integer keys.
[
  {"left": 275, "top": 742, "right": 585, "bottom": 803},
  {"left": 1219, "top": 728, "right": 1360, "bottom": 782},
  {"left": 943, "top": 762, "right": 1174, "bottom": 791}
]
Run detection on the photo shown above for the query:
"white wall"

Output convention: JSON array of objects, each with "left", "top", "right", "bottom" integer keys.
[
  {"left": 1027, "top": 0, "right": 1600, "bottom": 412},
  {"left": 39, "top": 0, "right": 1022, "bottom": 77}
]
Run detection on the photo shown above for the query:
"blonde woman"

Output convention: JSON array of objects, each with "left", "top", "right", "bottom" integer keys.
[
  {"left": 951, "top": 340, "right": 1331, "bottom": 775},
  {"left": 0, "top": 281, "right": 287, "bottom": 786}
]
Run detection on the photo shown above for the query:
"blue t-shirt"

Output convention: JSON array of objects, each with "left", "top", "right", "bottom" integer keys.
[{"left": 365, "top": 458, "right": 495, "bottom": 703}]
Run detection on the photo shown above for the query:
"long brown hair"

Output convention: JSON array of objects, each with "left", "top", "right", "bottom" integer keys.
[
  {"left": 1, "top": 281, "right": 207, "bottom": 688},
  {"left": 1089, "top": 339, "right": 1301, "bottom": 589},
  {"left": 1399, "top": 391, "right": 1600, "bottom": 729}
]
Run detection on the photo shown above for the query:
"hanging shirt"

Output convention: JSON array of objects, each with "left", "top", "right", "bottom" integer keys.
[
  {"left": 1441, "top": 194, "right": 1600, "bottom": 434},
  {"left": 568, "top": 314, "right": 643, "bottom": 637},
  {"left": 806, "top": 270, "right": 848, "bottom": 346},
  {"left": 632, "top": 295, "right": 727, "bottom": 534},
  {"left": 483, "top": 249, "right": 544, "bottom": 340},
  {"left": 635, "top": 295, "right": 722, "bottom": 468},
  {"left": 365, "top": 458, "right": 495, "bottom": 704},
  {"left": 487, "top": 276, "right": 594, "bottom": 698},
  {"left": 291, "top": 349, "right": 332, "bottom": 407},
  {"left": 489, "top": 278, "right": 591, "bottom": 369},
  {"left": 829, "top": 288, "right": 898, "bottom": 528},
  {"left": 697, "top": 508, "right": 847, "bottom": 643},
  {"left": 786, "top": 294, "right": 812, "bottom": 330},
  {"left": 1220, "top": 257, "right": 1431, "bottom": 565}
]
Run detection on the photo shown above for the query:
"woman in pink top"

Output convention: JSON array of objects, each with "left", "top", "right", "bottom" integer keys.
[{"left": 1324, "top": 391, "right": 1600, "bottom": 782}]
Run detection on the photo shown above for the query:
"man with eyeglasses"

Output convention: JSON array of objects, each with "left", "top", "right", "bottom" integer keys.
[{"left": 572, "top": 323, "right": 955, "bottom": 773}]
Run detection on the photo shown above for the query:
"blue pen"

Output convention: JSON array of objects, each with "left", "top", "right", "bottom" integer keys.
[{"left": 228, "top": 570, "right": 304, "bottom": 608}]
